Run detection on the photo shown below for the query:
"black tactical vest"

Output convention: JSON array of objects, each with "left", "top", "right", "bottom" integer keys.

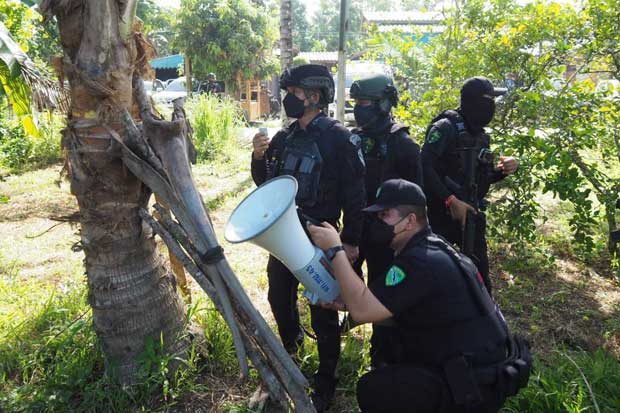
[
  {"left": 272, "top": 117, "right": 338, "bottom": 209},
  {"left": 359, "top": 123, "right": 409, "bottom": 203},
  {"left": 397, "top": 234, "right": 509, "bottom": 366},
  {"left": 427, "top": 110, "right": 495, "bottom": 199}
]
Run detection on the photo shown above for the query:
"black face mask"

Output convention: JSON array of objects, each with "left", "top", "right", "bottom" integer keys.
[
  {"left": 461, "top": 97, "right": 496, "bottom": 130},
  {"left": 354, "top": 102, "right": 390, "bottom": 134},
  {"left": 367, "top": 216, "right": 395, "bottom": 246},
  {"left": 283, "top": 93, "right": 306, "bottom": 119}
]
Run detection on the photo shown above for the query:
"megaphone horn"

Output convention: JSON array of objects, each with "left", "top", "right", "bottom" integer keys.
[{"left": 225, "top": 175, "right": 340, "bottom": 304}]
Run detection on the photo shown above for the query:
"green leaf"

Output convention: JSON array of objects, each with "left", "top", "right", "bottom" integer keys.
[
  {"left": 0, "top": 21, "right": 23, "bottom": 79},
  {"left": 0, "top": 22, "right": 39, "bottom": 137}
]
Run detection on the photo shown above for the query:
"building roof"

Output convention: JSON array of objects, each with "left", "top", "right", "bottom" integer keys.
[
  {"left": 150, "top": 54, "right": 184, "bottom": 70},
  {"left": 363, "top": 11, "right": 443, "bottom": 26},
  {"left": 297, "top": 51, "right": 339, "bottom": 64}
]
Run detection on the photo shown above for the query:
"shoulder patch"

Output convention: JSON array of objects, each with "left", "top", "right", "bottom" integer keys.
[
  {"left": 363, "top": 137, "right": 375, "bottom": 154},
  {"left": 385, "top": 265, "right": 407, "bottom": 286},
  {"left": 349, "top": 133, "right": 362, "bottom": 147},
  {"left": 426, "top": 129, "right": 442, "bottom": 144}
]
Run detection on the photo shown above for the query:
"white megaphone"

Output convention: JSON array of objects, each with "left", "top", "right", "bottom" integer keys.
[{"left": 225, "top": 175, "right": 340, "bottom": 304}]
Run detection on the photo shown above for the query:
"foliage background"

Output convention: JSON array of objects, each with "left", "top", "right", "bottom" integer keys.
[
  {"left": 173, "top": 0, "right": 278, "bottom": 93},
  {"left": 370, "top": 0, "right": 620, "bottom": 272}
]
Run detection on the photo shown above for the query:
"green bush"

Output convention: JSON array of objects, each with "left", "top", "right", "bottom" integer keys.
[
  {"left": 0, "top": 110, "right": 63, "bottom": 174},
  {"left": 0, "top": 116, "right": 31, "bottom": 172},
  {"left": 185, "top": 94, "right": 245, "bottom": 161},
  {"left": 31, "top": 112, "right": 64, "bottom": 168}
]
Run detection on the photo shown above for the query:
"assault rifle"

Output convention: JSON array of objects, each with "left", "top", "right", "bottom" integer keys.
[
  {"left": 444, "top": 147, "right": 494, "bottom": 261},
  {"left": 444, "top": 176, "right": 477, "bottom": 260}
]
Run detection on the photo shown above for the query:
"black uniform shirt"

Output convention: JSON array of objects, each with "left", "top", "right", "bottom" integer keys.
[
  {"left": 421, "top": 111, "right": 505, "bottom": 204},
  {"left": 251, "top": 113, "right": 366, "bottom": 245},
  {"left": 369, "top": 226, "right": 481, "bottom": 337}
]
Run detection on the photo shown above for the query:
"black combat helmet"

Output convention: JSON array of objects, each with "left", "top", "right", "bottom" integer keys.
[
  {"left": 350, "top": 74, "right": 399, "bottom": 113},
  {"left": 280, "top": 64, "right": 335, "bottom": 106}
]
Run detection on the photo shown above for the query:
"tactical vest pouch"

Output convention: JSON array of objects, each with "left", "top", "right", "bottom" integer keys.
[
  {"left": 443, "top": 355, "right": 482, "bottom": 407},
  {"left": 280, "top": 142, "right": 323, "bottom": 208},
  {"left": 473, "top": 334, "right": 532, "bottom": 398},
  {"left": 498, "top": 334, "right": 532, "bottom": 397}
]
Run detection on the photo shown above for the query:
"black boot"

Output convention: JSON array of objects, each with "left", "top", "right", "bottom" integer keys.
[
  {"left": 283, "top": 331, "right": 304, "bottom": 365},
  {"left": 311, "top": 373, "right": 338, "bottom": 412}
]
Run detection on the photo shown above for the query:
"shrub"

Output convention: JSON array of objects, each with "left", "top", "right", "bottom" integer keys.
[
  {"left": 0, "top": 110, "right": 63, "bottom": 174},
  {"left": 185, "top": 94, "right": 245, "bottom": 161},
  {"left": 0, "top": 116, "right": 31, "bottom": 172},
  {"left": 30, "top": 112, "right": 63, "bottom": 168}
]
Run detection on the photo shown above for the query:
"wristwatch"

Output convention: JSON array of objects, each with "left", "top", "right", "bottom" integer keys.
[{"left": 325, "top": 245, "right": 345, "bottom": 261}]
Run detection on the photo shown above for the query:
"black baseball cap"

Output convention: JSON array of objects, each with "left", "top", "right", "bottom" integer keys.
[
  {"left": 363, "top": 179, "right": 427, "bottom": 212},
  {"left": 461, "top": 76, "right": 507, "bottom": 99}
]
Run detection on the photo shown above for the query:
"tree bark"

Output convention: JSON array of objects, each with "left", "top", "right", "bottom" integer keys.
[
  {"left": 280, "top": 0, "right": 293, "bottom": 70},
  {"left": 42, "top": 0, "right": 188, "bottom": 383}
]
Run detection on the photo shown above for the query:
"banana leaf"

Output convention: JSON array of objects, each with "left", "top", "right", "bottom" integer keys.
[{"left": 0, "top": 21, "right": 69, "bottom": 137}]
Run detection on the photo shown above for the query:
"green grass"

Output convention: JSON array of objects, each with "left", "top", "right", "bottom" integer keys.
[
  {"left": 505, "top": 350, "right": 620, "bottom": 413},
  {"left": 1, "top": 140, "right": 619, "bottom": 412}
]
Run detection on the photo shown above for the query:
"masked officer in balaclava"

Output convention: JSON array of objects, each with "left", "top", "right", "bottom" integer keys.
[
  {"left": 349, "top": 74, "right": 423, "bottom": 368},
  {"left": 421, "top": 76, "right": 519, "bottom": 295},
  {"left": 251, "top": 64, "right": 366, "bottom": 411}
]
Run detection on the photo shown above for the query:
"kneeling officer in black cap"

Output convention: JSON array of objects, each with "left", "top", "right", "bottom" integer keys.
[{"left": 308, "top": 179, "right": 532, "bottom": 413}]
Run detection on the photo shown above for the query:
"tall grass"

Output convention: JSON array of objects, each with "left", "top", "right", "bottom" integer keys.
[{"left": 185, "top": 94, "right": 246, "bottom": 161}]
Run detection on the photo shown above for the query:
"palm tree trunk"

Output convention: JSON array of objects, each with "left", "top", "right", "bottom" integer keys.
[
  {"left": 280, "top": 0, "right": 293, "bottom": 70},
  {"left": 42, "top": 0, "right": 187, "bottom": 383}
]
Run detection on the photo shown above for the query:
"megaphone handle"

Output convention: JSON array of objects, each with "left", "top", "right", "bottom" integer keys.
[{"left": 298, "top": 210, "right": 322, "bottom": 226}]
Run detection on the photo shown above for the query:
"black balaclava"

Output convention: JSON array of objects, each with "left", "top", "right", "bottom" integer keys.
[
  {"left": 354, "top": 102, "right": 391, "bottom": 135},
  {"left": 461, "top": 95, "right": 496, "bottom": 131}
]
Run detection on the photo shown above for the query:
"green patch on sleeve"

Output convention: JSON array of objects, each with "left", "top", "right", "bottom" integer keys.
[
  {"left": 426, "top": 129, "right": 442, "bottom": 144},
  {"left": 385, "top": 265, "right": 406, "bottom": 286}
]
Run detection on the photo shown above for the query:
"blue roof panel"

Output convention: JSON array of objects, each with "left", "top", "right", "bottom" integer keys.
[{"left": 150, "top": 54, "right": 184, "bottom": 70}]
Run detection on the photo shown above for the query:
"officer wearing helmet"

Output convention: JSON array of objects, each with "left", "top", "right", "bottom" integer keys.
[
  {"left": 349, "top": 73, "right": 423, "bottom": 368},
  {"left": 421, "top": 76, "right": 519, "bottom": 295},
  {"left": 251, "top": 64, "right": 365, "bottom": 411},
  {"left": 205, "top": 72, "right": 222, "bottom": 95}
]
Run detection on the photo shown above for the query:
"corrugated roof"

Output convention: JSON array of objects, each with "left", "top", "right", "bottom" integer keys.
[
  {"left": 298, "top": 51, "right": 339, "bottom": 63},
  {"left": 150, "top": 54, "right": 184, "bottom": 70},
  {"left": 376, "top": 25, "right": 445, "bottom": 34},
  {"left": 364, "top": 11, "right": 443, "bottom": 25}
]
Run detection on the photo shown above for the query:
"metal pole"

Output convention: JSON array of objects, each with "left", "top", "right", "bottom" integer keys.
[
  {"left": 185, "top": 55, "right": 192, "bottom": 98},
  {"left": 336, "top": 0, "right": 349, "bottom": 122}
]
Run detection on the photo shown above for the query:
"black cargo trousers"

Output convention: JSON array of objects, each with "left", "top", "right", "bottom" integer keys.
[
  {"left": 356, "top": 364, "right": 506, "bottom": 413},
  {"left": 353, "top": 240, "right": 398, "bottom": 367},
  {"left": 266, "top": 255, "right": 341, "bottom": 376}
]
